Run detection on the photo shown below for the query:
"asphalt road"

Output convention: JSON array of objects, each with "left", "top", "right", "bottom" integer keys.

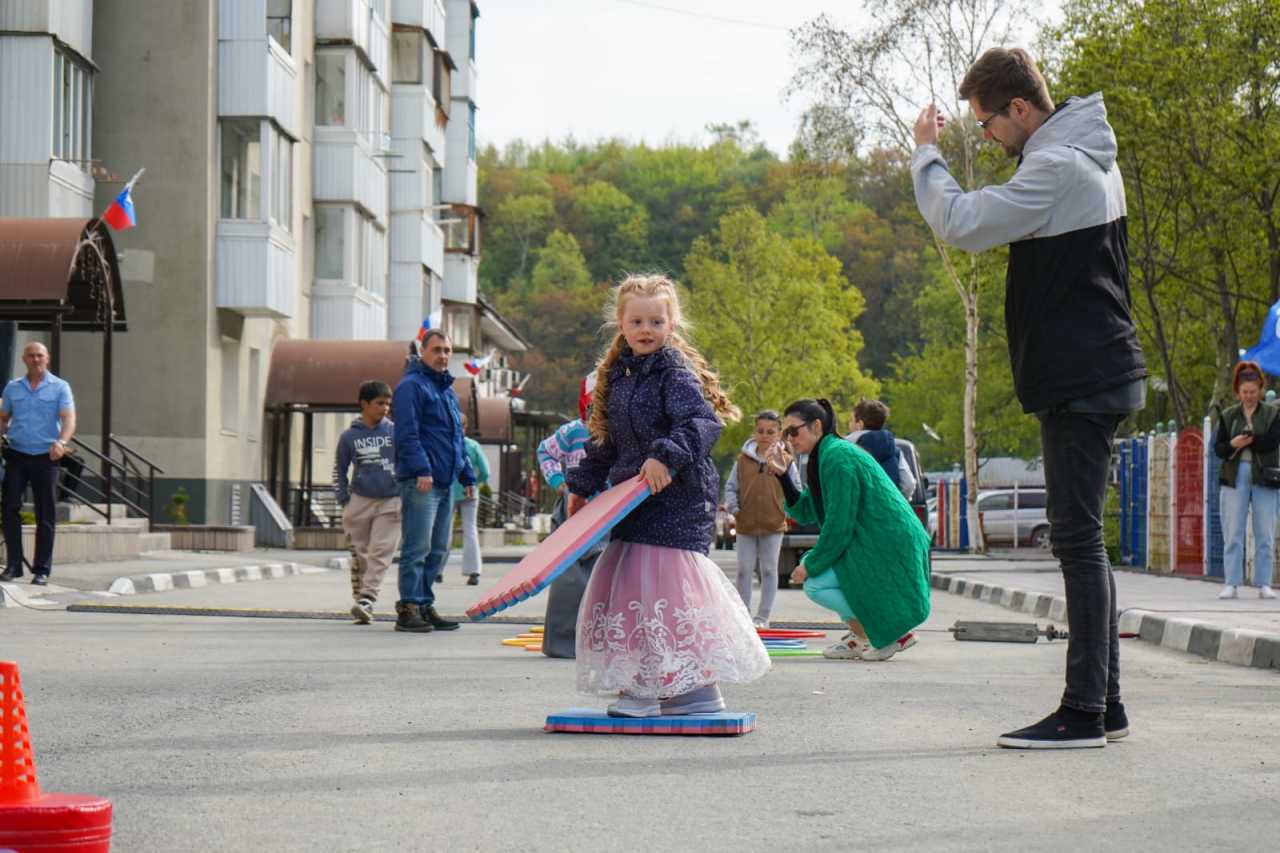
[{"left": 5, "top": 569, "right": 1280, "bottom": 852}]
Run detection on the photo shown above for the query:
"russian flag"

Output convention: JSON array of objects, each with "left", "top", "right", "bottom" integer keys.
[
  {"left": 102, "top": 168, "right": 144, "bottom": 231},
  {"left": 415, "top": 308, "right": 444, "bottom": 345},
  {"left": 463, "top": 351, "right": 493, "bottom": 376}
]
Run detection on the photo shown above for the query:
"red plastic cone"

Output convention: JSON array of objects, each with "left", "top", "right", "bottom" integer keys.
[
  {"left": 0, "top": 662, "right": 113, "bottom": 852},
  {"left": 0, "top": 660, "right": 40, "bottom": 803}
]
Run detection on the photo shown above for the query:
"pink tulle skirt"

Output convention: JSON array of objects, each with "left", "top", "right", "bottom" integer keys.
[{"left": 576, "top": 540, "right": 771, "bottom": 699}]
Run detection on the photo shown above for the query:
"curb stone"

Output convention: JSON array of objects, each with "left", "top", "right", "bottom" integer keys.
[
  {"left": 107, "top": 561, "right": 328, "bottom": 595},
  {"left": 931, "top": 572, "right": 1280, "bottom": 672}
]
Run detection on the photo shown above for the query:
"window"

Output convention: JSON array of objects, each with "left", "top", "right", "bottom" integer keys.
[
  {"left": 314, "top": 207, "right": 344, "bottom": 279},
  {"left": 469, "top": 6, "right": 477, "bottom": 60},
  {"left": 270, "top": 128, "right": 293, "bottom": 230},
  {"left": 370, "top": 0, "right": 388, "bottom": 21},
  {"left": 979, "top": 494, "right": 1012, "bottom": 512},
  {"left": 431, "top": 168, "right": 443, "bottom": 220},
  {"left": 467, "top": 102, "right": 477, "bottom": 160},
  {"left": 220, "top": 120, "right": 261, "bottom": 219},
  {"left": 51, "top": 49, "right": 92, "bottom": 169},
  {"left": 247, "top": 349, "right": 261, "bottom": 440},
  {"left": 266, "top": 0, "right": 292, "bottom": 53},
  {"left": 1015, "top": 491, "right": 1047, "bottom": 509},
  {"left": 220, "top": 339, "right": 241, "bottom": 434},
  {"left": 432, "top": 50, "right": 451, "bottom": 117},
  {"left": 444, "top": 305, "right": 473, "bottom": 350},
  {"left": 391, "top": 31, "right": 422, "bottom": 83},
  {"left": 315, "top": 52, "right": 346, "bottom": 126}
]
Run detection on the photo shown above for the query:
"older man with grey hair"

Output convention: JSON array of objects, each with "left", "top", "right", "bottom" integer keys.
[{"left": 0, "top": 342, "right": 76, "bottom": 586}]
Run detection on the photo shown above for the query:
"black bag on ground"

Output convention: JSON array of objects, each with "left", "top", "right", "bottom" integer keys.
[{"left": 541, "top": 493, "right": 607, "bottom": 659}]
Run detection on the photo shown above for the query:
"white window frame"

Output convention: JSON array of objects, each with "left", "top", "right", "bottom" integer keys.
[
  {"left": 266, "top": 0, "right": 292, "bottom": 55},
  {"left": 51, "top": 48, "right": 92, "bottom": 170},
  {"left": 315, "top": 49, "right": 346, "bottom": 127}
]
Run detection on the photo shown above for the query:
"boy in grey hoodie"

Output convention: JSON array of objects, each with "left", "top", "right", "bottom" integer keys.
[{"left": 334, "top": 380, "right": 400, "bottom": 624}]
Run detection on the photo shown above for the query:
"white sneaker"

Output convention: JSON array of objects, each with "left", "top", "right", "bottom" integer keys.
[
  {"left": 862, "top": 633, "right": 918, "bottom": 662},
  {"left": 822, "top": 635, "right": 866, "bottom": 660},
  {"left": 1260, "top": 586, "right": 1277, "bottom": 600},
  {"left": 1218, "top": 585, "right": 1238, "bottom": 600},
  {"left": 752, "top": 615, "right": 770, "bottom": 628}
]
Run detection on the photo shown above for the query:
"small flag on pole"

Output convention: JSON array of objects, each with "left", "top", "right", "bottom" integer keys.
[
  {"left": 463, "top": 351, "right": 494, "bottom": 376},
  {"left": 102, "top": 168, "right": 144, "bottom": 231},
  {"left": 415, "top": 309, "right": 444, "bottom": 346}
]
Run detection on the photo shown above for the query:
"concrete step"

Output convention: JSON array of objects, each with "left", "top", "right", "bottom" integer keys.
[
  {"left": 45, "top": 502, "right": 132, "bottom": 523},
  {"left": 138, "top": 532, "right": 172, "bottom": 552}
]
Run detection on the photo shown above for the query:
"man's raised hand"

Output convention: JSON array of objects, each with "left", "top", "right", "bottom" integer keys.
[{"left": 914, "top": 104, "right": 945, "bottom": 147}]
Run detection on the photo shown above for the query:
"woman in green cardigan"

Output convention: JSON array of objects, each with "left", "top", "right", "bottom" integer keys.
[{"left": 777, "top": 398, "right": 932, "bottom": 660}]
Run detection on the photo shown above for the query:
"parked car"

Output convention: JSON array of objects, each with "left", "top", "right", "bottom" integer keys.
[
  {"left": 976, "top": 488, "right": 1049, "bottom": 548},
  {"left": 778, "top": 437, "right": 928, "bottom": 586}
]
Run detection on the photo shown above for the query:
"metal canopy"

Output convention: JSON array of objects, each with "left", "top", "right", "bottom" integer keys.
[{"left": 0, "top": 218, "right": 127, "bottom": 332}]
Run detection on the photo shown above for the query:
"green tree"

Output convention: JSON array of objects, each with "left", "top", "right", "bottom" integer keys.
[
  {"left": 528, "top": 230, "right": 592, "bottom": 295},
  {"left": 565, "top": 181, "right": 651, "bottom": 282},
  {"left": 686, "top": 207, "right": 879, "bottom": 458}
]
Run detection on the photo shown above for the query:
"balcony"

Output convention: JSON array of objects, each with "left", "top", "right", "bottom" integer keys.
[
  {"left": 0, "top": 0, "right": 93, "bottom": 59},
  {"left": 317, "top": 0, "right": 391, "bottom": 86},
  {"left": 215, "top": 221, "right": 296, "bottom": 318},
  {"left": 391, "top": 85, "right": 446, "bottom": 158},
  {"left": 218, "top": 38, "right": 299, "bottom": 138},
  {"left": 442, "top": 252, "right": 477, "bottom": 303},
  {"left": 311, "top": 283, "right": 387, "bottom": 340},
  {"left": 392, "top": 0, "right": 447, "bottom": 40},
  {"left": 313, "top": 129, "right": 388, "bottom": 224}
]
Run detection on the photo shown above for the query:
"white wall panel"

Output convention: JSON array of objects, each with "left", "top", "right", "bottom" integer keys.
[
  {"left": 313, "top": 132, "right": 388, "bottom": 224},
  {"left": 0, "top": 36, "right": 54, "bottom": 164},
  {"left": 218, "top": 39, "right": 299, "bottom": 138},
  {"left": 216, "top": 221, "right": 297, "bottom": 318}
]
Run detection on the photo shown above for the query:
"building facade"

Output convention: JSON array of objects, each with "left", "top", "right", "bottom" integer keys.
[{"left": 0, "top": 0, "right": 520, "bottom": 524}]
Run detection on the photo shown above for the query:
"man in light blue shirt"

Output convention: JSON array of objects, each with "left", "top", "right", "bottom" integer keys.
[{"left": 0, "top": 342, "right": 76, "bottom": 585}]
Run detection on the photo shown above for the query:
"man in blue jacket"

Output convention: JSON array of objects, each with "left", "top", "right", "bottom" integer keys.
[
  {"left": 393, "top": 330, "right": 475, "bottom": 633},
  {"left": 912, "top": 48, "right": 1145, "bottom": 749}
]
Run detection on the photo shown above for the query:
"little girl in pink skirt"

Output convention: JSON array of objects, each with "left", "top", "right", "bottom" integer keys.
[{"left": 567, "top": 275, "right": 770, "bottom": 717}]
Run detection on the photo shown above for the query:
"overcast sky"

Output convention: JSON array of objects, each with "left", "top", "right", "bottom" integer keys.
[
  {"left": 475, "top": 0, "right": 865, "bottom": 157},
  {"left": 476, "top": 1, "right": 1062, "bottom": 157}
]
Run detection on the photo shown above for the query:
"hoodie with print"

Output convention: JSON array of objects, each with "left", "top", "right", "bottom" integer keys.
[{"left": 334, "top": 417, "right": 398, "bottom": 505}]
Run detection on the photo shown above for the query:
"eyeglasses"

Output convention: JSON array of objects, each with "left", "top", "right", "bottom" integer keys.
[
  {"left": 976, "top": 100, "right": 1012, "bottom": 130},
  {"left": 782, "top": 422, "right": 811, "bottom": 439}
]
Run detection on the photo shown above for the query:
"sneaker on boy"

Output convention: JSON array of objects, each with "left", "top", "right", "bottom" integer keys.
[
  {"left": 1104, "top": 701, "right": 1129, "bottom": 740},
  {"left": 997, "top": 706, "right": 1106, "bottom": 749}
]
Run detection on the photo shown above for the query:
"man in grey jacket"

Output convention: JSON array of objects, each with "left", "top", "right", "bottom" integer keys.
[{"left": 911, "top": 48, "right": 1146, "bottom": 749}]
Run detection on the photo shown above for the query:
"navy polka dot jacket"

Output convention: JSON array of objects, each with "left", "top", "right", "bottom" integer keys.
[{"left": 566, "top": 346, "right": 724, "bottom": 553}]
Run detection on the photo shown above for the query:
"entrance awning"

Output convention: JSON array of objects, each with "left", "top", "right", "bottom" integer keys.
[
  {"left": 265, "top": 339, "right": 478, "bottom": 427},
  {"left": 0, "top": 218, "right": 127, "bottom": 331}
]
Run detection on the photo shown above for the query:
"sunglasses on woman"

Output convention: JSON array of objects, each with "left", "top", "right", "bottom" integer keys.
[{"left": 782, "top": 422, "right": 811, "bottom": 439}]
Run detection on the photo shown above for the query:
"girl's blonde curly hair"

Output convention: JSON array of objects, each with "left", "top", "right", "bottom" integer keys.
[{"left": 587, "top": 274, "right": 741, "bottom": 444}]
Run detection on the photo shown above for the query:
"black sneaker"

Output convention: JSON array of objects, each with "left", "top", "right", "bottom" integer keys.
[
  {"left": 466, "top": 573, "right": 480, "bottom": 586},
  {"left": 996, "top": 708, "right": 1106, "bottom": 750},
  {"left": 0, "top": 568, "right": 23, "bottom": 582},
  {"left": 30, "top": 574, "right": 49, "bottom": 586},
  {"left": 422, "top": 605, "right": 460, "bottom": 631},
  {"left": 1104, "top": 701, "right": 1129, "bottom": 741}
]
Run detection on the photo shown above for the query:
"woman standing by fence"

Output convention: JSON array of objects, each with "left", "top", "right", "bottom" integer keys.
[{"left": 1215, "top": 361, "right": 1279, "bottom": 600}]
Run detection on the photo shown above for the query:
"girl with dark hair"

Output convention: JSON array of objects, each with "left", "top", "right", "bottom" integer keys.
[{"left": 777, "top": 398, "right": 932, "bottom": 660}]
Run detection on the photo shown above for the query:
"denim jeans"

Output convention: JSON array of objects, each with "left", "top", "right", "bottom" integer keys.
[
  {"left": 1040, "top": 410, "right": 1123, "bottom": 714},
  {"left": 397, "top": 481, "right": 454, "bottom": 607},
  {"left": 1220, "top": 461, "right": 1278, "bottom": 588}
]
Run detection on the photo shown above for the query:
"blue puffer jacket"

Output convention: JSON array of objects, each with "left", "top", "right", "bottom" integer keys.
[
  {"left": 567, "top": 346, "right": 723, "bottom": 553},
  {"left": 392, "top": 359, "right": 475, "bottom": 489}
]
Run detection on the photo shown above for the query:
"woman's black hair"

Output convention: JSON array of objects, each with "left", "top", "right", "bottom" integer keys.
[{"left": 783, "top": 398, "right": 836, "bottom": 435}]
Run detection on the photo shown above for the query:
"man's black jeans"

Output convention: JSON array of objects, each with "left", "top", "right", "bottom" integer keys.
[
  {"left": 2, "top": 448, "right": 60, "bottom": 576},
  {"left": 1039, "top": 409, "right": 1123, "bottom": 714}
]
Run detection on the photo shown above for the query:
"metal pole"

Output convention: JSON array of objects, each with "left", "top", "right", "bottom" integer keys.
[
  {"left": 102, "top": 273, "right": 114, "bottom": 525},
  {"left": 50, "top": 312, "right": 62, "bottom": 374},
  {"left": 1012, "top": 481, "right": 1019, "bottom": 551}
]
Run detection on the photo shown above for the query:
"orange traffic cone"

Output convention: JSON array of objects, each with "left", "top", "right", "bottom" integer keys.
[{"left": 0, "top": 662, "right": 113, "bottom": 852}]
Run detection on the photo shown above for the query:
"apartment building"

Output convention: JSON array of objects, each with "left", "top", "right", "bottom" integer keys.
[{"left": 0, "top": 0, "right": 521, "bottom": 524}]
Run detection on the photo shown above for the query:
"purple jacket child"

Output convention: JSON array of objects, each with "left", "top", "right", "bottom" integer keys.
[{"left": 567, "top": 346, "right": 723, "bottom": 553}]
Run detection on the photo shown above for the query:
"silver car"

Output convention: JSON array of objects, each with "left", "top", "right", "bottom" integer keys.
[{"left": 977, "top": 488, "right": 1049, "bottom": 548}]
